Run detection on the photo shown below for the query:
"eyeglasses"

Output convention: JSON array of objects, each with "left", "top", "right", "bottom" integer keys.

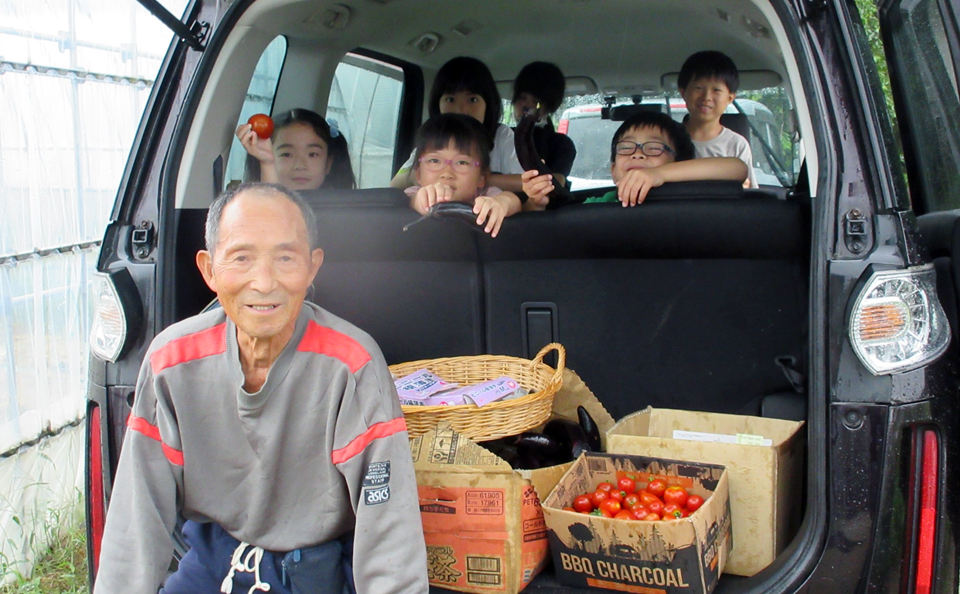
[
  {"left": 615, "top": 140, "right": 676, "bottom": 157},
  {"left": 418, "top": 156, "right": 481, "bottom": 174}
]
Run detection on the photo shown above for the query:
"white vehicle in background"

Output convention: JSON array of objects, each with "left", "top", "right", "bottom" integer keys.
[{"left": 558, "top": 98, "right": 795, "bottom": 191}]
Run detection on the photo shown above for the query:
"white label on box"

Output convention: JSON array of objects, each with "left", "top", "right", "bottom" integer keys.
[{"left": 672, "top": 430, "right": 772, "bottom": 447}]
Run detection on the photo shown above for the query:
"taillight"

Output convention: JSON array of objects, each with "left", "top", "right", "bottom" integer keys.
[
  {"left": 914, "top": 430, "right": 938, "bottom": 594},
  {"left": 557, "top": 119, "right": 569, "bottom": 134},
  {"left": 86, "top": 404, "right": 105, "bottom": 577},
  {"left": 89, "top": 269, "right": 143, "bottom": 362},
  {"left": 848, "top": 265, "right": 950, "bottom": 374}
]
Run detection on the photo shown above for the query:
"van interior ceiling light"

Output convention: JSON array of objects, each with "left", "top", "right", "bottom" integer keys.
[
  {"left": 90, "top": 271, "right": 132, "bottom": 362},
  {"left": 849, "top": 265, "right": 950, "bottom": 375}
]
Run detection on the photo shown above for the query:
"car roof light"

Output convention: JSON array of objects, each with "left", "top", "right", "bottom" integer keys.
[
  {"left": 89, "top": 270, "right": 142, "bottom": 362},
  {"left": 849, "top": 265, "right": 950, "bottom": 374}
]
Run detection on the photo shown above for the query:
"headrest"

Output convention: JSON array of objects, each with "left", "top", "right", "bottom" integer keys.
[{"left": 299, "top": 187, "right": 409, "bottom": 209}]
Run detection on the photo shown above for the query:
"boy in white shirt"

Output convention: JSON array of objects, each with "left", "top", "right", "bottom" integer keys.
[{"left": 678, "top": 50, "right": 759, "bottom": 188}]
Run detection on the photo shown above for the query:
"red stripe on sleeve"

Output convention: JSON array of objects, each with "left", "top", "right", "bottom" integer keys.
[
  {"left": 150, "top": 323, "right": 227, "bottom": 374},
  {"left": 127, "top": 415, "right": 184, "bottom": 466},
  {"left": 331, "top": 417, "right": 408, "bottom": 465},
  {"left": 297, "top": 321, "right": 371, "bottom": 373}
]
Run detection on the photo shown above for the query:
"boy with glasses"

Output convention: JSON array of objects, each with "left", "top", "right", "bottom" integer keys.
[{"left": 523, "top": 111, "right": 747, "bottom": 207}]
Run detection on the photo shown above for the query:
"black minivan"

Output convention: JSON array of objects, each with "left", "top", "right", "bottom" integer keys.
[{"left": 86, "top": 0, "right": 960, "bottom": 592}]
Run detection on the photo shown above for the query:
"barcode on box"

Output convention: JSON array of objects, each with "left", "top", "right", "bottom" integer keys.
[
  {"left": 467, "top": 572, "right": 502, "bottom": 585},
  {"left": 467, "top": 556, "right": 501, "bottom": 572}
]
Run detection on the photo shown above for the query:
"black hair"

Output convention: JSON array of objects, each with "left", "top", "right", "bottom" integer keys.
[
  {"left": 413, "top": 113, "right": 494, "bottom": 175},
  {"left": 513, "top": 61, "right": 566, "bottom": 115},
  {"left": 610, "top": 111, "right": 695, "bottom": 163},
  {"left": 677, "top": 50, "right": 740, "bottom": 94},
  {"left": 244, "top": 108, "right": 356, "bottom": 189},
  {"left": 427, "top": 56, "right": 502, "bottom": 141},
  {"left": 206, "top": 182, "right": 318, "bottom": 252}
]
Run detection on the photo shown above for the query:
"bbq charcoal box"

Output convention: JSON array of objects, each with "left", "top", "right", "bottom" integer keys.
[
  {"left": 410, "top": 370, "right": 615, "bottom": 594},
  {"left": 543, "top": 453, "right": 732, "bottom": 594},
  {"left": 606, "top": 407, "right": 804, "bottom": 576}
]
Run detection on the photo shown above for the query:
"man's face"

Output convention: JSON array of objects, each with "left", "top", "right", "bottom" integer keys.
[
  {"left": 680, "top": 76, "right": 735, "bottom": 126},
  {"left": 611, "top": 125, "right": 677, "bottom": 183},
  {"left": 197, "top": 190, "right": 323, "bottom": 351}
]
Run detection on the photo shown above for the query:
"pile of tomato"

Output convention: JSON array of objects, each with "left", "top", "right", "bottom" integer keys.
[{"left": 564, "top": 475, "right": 706, "bottom": 521}]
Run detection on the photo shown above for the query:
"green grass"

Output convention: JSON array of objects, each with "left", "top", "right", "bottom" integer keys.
[{"left": 0, "top": 522, "right": 88, "bottom": 594}]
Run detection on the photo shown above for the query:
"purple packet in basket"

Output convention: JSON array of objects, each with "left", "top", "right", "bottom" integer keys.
[
  {"left": 394, "top": 369, "right": 457, "bottom": 404},
  {"left": 420, "top": 393, "right": 467, "bottom": 406},
  {"left": 441, "top": 377, "right": 522, "bottom": 407}
]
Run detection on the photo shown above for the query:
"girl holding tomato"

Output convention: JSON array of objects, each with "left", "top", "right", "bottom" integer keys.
[{"left": 235, "top": 108, "right": 356, "bottom": 191}]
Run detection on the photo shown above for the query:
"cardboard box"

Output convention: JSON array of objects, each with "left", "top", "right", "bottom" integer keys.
[
  {"left": 606, "top": 407, "right": 805, "bottom": 576},
  {"left": 410, "top": 369, "right": 615, "bottom": 594},
  {"left": 543, "top": 452, "right": 732, "bottom": 594}
]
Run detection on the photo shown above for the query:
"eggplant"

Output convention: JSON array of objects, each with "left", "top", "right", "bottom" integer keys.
[
  {"left": 577, "top": 405, "right": 603, "bottom": 452},
  {"left": 481, "top": 442, "right": 520, "bottom": 468},
  {"left": 543, "top": 418, "right": 594, "bottom": 460},
  {"left": 513, "top": 112, "right": 574, "bottom": 206},
  {"left": 403, "top": 201, "right": 483, "bottom": 232},
  {"left": 514, "top": 432, "right": 568, "bottom": 464}
]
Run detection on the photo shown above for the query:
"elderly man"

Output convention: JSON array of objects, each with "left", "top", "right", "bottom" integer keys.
[{"left": 95, "top": 183, "right": 428, "bottom": 594}]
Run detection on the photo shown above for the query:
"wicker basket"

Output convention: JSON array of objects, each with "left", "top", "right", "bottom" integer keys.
[{"left": 391, "top": 343, "right": 566, "bottom": 441}]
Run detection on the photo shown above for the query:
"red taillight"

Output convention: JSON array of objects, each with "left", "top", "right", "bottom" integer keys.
[
  {"left": 558, "top": 119, "right": 569, "bottom": 135},
  {"left": 87, "top": 405, "right": 105, "bottom": 575},
  {"left": 915, "top": 429, "right": 938, "bottom": 594}
]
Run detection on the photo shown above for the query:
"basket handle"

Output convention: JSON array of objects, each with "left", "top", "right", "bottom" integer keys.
[{"left": 531, "top": 343, "right": 566, "bottom": 387}]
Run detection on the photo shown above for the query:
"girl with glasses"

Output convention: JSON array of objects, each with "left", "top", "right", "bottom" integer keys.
[
  {"left": 406, "top": 113, "right": 522, "bottom": 237},
  {"left": 524, "top": 111, "right": 747, "bottom": 207}
]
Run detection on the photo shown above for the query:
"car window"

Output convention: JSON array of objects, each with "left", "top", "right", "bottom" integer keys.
[
  {"left": 326, "top": 53, "right": 404, "bottom": 188},
  {"left": 881, "top": 0, "right": 960, "bottom": 213},
  {"left": 224, "top": 36, "right": 287, "bottom": 189}
]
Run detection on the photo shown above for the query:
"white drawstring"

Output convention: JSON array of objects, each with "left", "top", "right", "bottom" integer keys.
[{"left": 220, "top": 541, "right": 271, "bottom": 594}]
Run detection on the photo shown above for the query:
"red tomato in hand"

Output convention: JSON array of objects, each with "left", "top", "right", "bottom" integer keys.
[
  {"left": 600, "top": 499, "right": 622, "bottom": 516},
  {"left": 589, "top": 490, "right": 609, "bottom": 508},
  {"left": 686, "top": 494, "right": 705, "bottom": 513},
  {"left": 617, "top": 476, "right": 636, "bottom": 494},
  {"left": 248, "top": 113, "right": 274, "bottom": 138},
  {"left": 663, "top": 486, "right": 689, "bottom": 508},
  {"left": 573, "top": 495, "right": 594, "bottom": 513},
  {"left": 646, "top": 478, "right": 667, "bottom": 498},
  {"left": 596, "top": 482, "right": 616, "bottom": 493}
]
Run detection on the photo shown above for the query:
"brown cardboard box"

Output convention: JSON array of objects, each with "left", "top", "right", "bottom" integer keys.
[
  {"left": 543, "top": 452, "right": 732, "bottom": 594},
  {"left": 410, "top": 370, "right": 614, "bottom": 594},
  {"left": 606, "top": 407, "right": 805, "bottom": 576}
]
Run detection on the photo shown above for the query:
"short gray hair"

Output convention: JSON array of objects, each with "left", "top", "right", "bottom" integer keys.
[{"left": 205, "top": 183, "right": 319, "bottom": 254}]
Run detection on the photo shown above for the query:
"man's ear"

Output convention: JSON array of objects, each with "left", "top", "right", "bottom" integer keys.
[
  {"left": 309, "top": 248, "right": 324, "bottom": 282},
  {"left": 196, "top": 250, "right": 218, "bottom": 293}
]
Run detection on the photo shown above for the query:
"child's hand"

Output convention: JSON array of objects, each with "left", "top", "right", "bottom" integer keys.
[
  {"left": 474, "top": 194, "right": 515, "bottom": 237},
  {"left": 413, "top": 182, "right": 456, "bottom": 215},
  {"left": 616, "top": 168, "right": 666, "bottom": 207},
  {"left": 235, "top": 123, "right": 275, "bottom": 164},
  {"left": 521, "top": 169, "right": 552, "bottom": 210}
]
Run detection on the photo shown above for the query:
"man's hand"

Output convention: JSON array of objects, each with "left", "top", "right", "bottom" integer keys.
[
  {"left": 521, "top": 169, "right": 552, "bottom": 211},
  {"left": 616, "top": 168, "right": 666, "bottom": 207},
  {"left": 413, "top": 182, "right": 455, "bottom": 215}
]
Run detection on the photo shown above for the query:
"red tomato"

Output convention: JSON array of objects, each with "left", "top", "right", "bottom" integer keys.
[
  {"left": 662, "top": 503, "right": 684, "bottom": 519},
  {"left": 614, "top": 509, "right": 635, "bottom": 520},
  {"left": 617, "top": 476, "right": 636, "bottom": 494},
  {"left": 596, "top": 482, "right": 616, "bottom": 493},
  {"left": 642, "top": 512, "right": 660, "bottom": 521},
  {"left": 639, "top": 492, "right": 661, "bottom": 507},
  {"left": 589, "top": 490, "right": 609, "bottom": 508},
  {"left": 686, "top": 494, "right": 705, "bottom": 513},
  {"left": 247, "top": 113, "right": 274, "bottom": 138},
  {"left": 646, "top": 499, "right": 664, "bottom": 516},
  {"left": 630, "top": 505, "right": 648, "bottom": 519},
  {"left": 563, "top": 506, "right": 576, "bottom": 512},
  {"left": 600, "top": 499, "right": 622, "bottom": 516},
  {"left": 623, "top": 493, "right": 641, "bottom": 510},
  {"left": 646, "top": 478, "right": 667, "bottom": 498},
  {"left": 608, "top": 490, "right": 624, "bottom": 503},
  {"left": 573, "top": 495, "right": 594, "bottom": 513},
  {"left": 591, "top": 508, "right": 613, "bottom": 518},
  {"left": 663, "top": 486, "right": 689, "bottom": 508}
]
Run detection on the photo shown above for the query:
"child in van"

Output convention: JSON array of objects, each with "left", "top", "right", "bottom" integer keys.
[
  {"left": 407, "top": 113, "right": 522, "bottom": 237},
  {"left": 678, "top": 50, "right": 758, "bottom": 188},
  {"left": 522, "top": 111, "right": 747, "bottom": 207},
  {"left": 236, "top": 108, "right": 356, "bottom": 191},
  {"left": 391, "top": 56, "right": 525, "bottom": 193}
]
